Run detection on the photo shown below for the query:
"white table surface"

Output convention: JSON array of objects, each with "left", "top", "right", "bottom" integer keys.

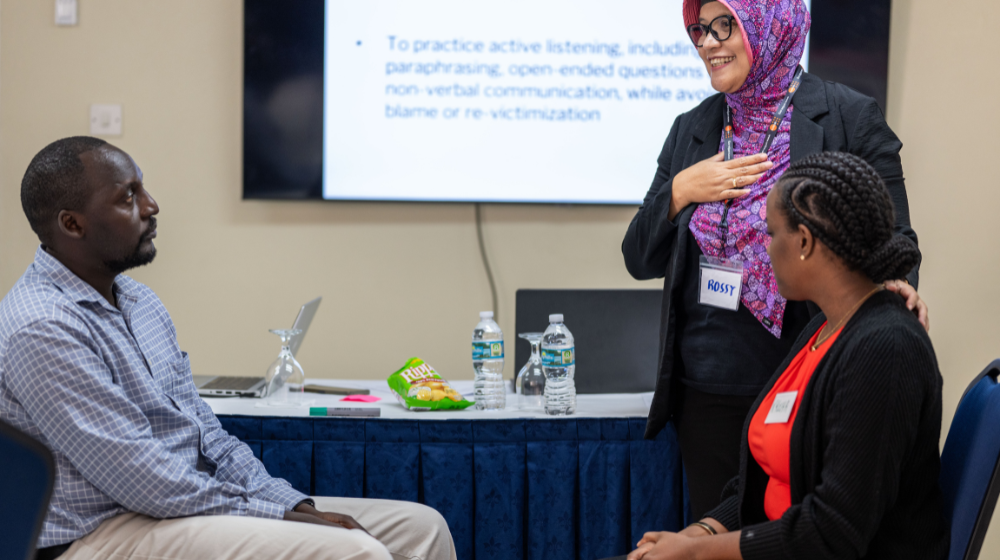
[{"left": 203, "top": 379, "right": 654, "bottom": 419}]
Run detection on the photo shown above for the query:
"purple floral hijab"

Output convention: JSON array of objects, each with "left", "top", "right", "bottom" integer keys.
[{"left": 683, "top": 0, "right": 811, "bottom": 338}]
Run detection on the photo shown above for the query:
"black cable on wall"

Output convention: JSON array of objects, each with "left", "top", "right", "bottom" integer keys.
[{"left": 474, "top": 203, "right": 499, "bottom": 320}]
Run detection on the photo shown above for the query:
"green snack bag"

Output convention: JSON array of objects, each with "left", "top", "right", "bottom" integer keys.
[{"left": 388, "top": 357, "right": 474, "bottom": 411}]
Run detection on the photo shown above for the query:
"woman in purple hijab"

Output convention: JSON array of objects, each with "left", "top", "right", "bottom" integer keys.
[{"left": 622, "top": 0, "right": 928, "bottom": 525}]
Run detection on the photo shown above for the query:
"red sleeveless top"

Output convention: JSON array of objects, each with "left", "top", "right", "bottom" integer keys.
[{"left": 748, "top": 324, "right": 842, "bottom": 520}]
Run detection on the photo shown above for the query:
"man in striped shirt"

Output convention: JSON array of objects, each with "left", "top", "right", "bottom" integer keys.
[{"left": 0, "top": 137, "right": 456, "bottom": 560}]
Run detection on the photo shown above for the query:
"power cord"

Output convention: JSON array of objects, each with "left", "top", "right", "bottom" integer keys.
[{"left": 474, "top": 203, "right": 499, "bottom": 320}]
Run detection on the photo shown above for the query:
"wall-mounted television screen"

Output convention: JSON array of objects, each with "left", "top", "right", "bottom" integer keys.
[{"left": 244, "top": 0, "right": 891, "bottom": 204}]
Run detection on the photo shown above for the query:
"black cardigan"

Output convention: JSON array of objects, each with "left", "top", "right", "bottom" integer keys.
[
  {"left": 622, "top": 73, "right": 921, "bottom": 438},
  {"left": 704, "top": 291, "right": 949, "bottom": 560}
]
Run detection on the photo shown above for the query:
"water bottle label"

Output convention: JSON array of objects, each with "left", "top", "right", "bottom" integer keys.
[
  {"left": 472, "top": 340, "right": 504, "bottom": 360},
  {"left": 541, "top": 347, "right": 575, "bottom": 367}
]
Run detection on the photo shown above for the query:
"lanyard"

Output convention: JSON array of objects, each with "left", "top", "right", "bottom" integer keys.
[{"left": 718, "top": 66, "right": 804, "bottom": 235}]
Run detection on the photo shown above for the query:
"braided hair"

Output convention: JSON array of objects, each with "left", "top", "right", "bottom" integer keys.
[{"left": 777, "top": 151, "right": 919, "bottom": 283}]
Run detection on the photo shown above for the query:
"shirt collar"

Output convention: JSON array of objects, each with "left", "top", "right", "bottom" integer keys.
[{"left": 32, "top": 246, "right": 141, "bottom": 311}]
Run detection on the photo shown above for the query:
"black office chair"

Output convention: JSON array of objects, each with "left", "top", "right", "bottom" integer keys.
[
  {"left": 939, "top": 359, "right": 1000, "bottom": 560},
  {"left": 0, "top": 420, "right": 56, "bottom": 560},
  {"left": 514, "top": 289, "right": 662, "bottom": 394}
]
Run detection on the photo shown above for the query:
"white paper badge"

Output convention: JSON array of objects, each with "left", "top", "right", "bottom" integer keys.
[
  {"left": 698, "top": 256, "right": 743, "bottom": 311},
  {"left": 764, "top": 391, "right": 798, "bottom": 424}
]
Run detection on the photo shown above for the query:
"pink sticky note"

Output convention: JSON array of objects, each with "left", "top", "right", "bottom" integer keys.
[{"left": 341, "top": 395, "right": 381, "bottom": 403}]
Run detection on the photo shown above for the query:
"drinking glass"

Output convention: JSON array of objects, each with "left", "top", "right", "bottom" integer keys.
[
  {"left": 516, "top": 333, "right": 546, "bottom": 411},
  {"left": 263, "top": 329, "right": 305, "bottom": 406}
]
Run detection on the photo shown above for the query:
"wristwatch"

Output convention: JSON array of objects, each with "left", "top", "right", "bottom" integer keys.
[{"left": 293, "top": 498, "right": 316, "bottom": 510}]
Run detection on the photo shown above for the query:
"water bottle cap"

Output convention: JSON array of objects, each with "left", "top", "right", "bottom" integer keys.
[
  {"left": 549, "top": 313, "right": 564, "bottom": 323},
  {"left": 480, "top": 311, "right": 494, "bottom": 319}
]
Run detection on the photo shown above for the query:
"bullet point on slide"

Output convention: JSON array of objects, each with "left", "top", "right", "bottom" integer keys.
[{"left": 357, "top": 40, "right": 362, "bottom": 46}]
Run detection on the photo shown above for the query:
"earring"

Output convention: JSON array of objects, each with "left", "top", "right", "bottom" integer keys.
[{"left": 800, "top": 255, "right": 805, "bottom": 261}]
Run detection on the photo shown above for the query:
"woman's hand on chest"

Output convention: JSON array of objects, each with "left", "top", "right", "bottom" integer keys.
[{"left": 669, "top": 152, "right": 773, "bottom": 219}]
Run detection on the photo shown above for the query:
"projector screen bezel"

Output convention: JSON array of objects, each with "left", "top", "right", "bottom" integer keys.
[{"left": 243, "top": 0, "right": 892, "bottom": 203}]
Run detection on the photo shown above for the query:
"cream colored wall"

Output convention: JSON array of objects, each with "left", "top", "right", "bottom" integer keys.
[
  {"left": 2, "top": 0, "right": 999, "bottom": 553},
  {"left": 0, "top": 0, "right": 642, "bottom": 385},
  {"left": 890, "top": 2, "right": 1000, "bottom": 552}
]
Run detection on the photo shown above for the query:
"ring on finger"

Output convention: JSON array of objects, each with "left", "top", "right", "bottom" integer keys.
[{"left": 732, "top": 176, "right": 740, "bottom": 188}]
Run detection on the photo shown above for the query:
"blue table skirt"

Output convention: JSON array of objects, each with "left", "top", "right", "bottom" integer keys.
[{"left": 217, "top": 416, "right": 689, "bottom": 560}]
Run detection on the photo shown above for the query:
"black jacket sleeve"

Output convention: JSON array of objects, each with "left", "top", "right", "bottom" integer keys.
[
  {"left": 848, "top": 98, "right": 921, "bottom": 287},
  {"left": 704, "top": 476, "right": 742, "bottom": 531},
  {"left": 739, "top": 325, "right": 937, "bottom": 560},
  {"left": 621, "top": 115, "right": 685, "bottom": 280}
]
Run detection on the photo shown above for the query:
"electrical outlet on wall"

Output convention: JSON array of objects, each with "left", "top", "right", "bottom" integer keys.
[
  {"left": 90, "top": 104, "right": 123, "bottom": 136},
  {"left": 55, "top": 0, "right": 78, "bottom": 26}
]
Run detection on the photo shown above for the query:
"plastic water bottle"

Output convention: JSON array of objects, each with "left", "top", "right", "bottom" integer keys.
[
  {"left": 472, "top": 311, "right": 506, "bottom": 411},
  {"left": 542, "top": 314, "right": 576, "bottom": 415}
]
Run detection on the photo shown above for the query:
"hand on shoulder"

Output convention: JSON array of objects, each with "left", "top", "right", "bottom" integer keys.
[{"left": 883, "top": 279, "right": 929, "bottom": 332}]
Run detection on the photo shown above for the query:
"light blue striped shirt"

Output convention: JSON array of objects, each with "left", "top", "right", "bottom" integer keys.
[{"left": 0, "top": 247, "right": 307, "bottom": 547}]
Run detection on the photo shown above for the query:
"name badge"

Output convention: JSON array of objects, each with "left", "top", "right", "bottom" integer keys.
[
  {"left": 764, "top": 391, "right": 798, "bottom": 424},
  {"left": 698, "top": 256, "right": 743, "bottom": 311}
]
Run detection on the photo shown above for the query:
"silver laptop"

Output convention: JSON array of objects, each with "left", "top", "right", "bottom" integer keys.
[{"left": 194, "top": 297, "right": 322, "bottom": 397}]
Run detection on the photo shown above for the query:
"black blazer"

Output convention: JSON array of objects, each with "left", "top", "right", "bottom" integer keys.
[
  {"left": 621, "top": 73, "right": 920, "bottom": 438},
  {"left": 704, "top": 291, "right": 949, "bottom": 560}
]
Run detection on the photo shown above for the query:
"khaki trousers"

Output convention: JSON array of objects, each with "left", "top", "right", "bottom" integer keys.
[{"left": 59, "top": 497, "right": 457, "bottom": 560}]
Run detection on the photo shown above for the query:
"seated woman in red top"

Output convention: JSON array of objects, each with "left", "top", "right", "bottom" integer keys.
[{"left": 623, "top": 151, "right": 949, "bottom": 560}]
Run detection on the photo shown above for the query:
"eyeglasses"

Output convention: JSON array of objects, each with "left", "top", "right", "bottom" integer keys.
[{"left": 686, "top": 15, "right": 737, "bottom": 48}]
